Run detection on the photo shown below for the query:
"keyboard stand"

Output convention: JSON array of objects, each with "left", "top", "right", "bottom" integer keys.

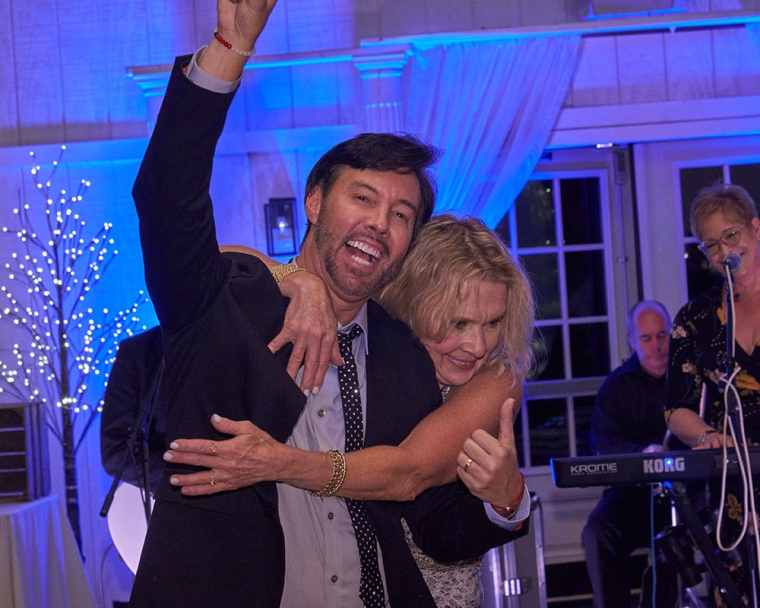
[{"left": 662, "top": 481, "right": 746, "bottom": 608}]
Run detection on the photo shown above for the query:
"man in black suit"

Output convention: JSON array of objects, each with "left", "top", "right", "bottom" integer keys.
[{"left": 129, "top": 1, "right": 525, "bottom": 606}]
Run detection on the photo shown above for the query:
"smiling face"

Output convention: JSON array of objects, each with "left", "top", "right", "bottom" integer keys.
[
  {"left": 697, "top": 210, "right": 760, "bottom": 280},
  {"left": 421, "top": 281, "right": 507, "bottom": 388},
  {"left": 303, "top": 167, "right": 421, "bottom": 321}
]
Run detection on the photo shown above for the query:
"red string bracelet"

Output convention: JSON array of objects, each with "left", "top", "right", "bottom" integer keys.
[
  {"left": 490, "top": 472, "right": 526, "bottom": 519},
  {"left": 213, "top": 28, "right": 255, "bottom": 58}
]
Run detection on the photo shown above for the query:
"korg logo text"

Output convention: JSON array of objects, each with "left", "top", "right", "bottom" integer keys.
[
  {"left": 643, "top": 457, "right": 685, "bottom": 474},
  {"left": 570, "top": 463, "right": 618, "bottom": 475}
]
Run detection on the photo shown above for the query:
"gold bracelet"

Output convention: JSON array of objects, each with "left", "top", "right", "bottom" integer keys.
[
  {"left": 270, "top": 263, "right": 305, "bottom": 285},
  {"left": 308, "top": 449, "right": 347, "bottom": 497}
]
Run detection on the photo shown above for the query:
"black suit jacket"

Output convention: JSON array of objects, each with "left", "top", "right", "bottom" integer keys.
[{"left": 129, "top": 55, "right": 526, "bottom": 608}]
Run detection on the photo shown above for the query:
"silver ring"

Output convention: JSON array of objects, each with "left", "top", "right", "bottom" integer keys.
[
  {"left": 463, "top": 457, "right": 473, "bottom": 474},
  {"left": 210, "top": 469, "right": 217, "bottom": 486}
]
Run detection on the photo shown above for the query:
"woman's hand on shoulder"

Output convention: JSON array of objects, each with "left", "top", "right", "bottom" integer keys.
[
  {"left": 219, "top": 246, "right": 342, "bottom": 392},
  {"left": 456, "top": 397, "right": 523, "bottom": 507},
  {"left": 269, "top": 269, "right": 343, "bottom": 394}
]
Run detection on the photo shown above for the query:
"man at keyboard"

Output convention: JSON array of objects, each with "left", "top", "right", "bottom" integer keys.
[{"left": 582, "top": 300, "right": 674, "bottom": 608}]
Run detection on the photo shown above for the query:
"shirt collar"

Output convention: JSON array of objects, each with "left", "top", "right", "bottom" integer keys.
[{"left": 338, "top": 303, "right": 369, "bottom": 355}]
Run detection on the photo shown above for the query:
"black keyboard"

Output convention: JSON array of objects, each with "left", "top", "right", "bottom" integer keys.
[{"left": 550, "top": 447, "right": 759, "bottom": 488}]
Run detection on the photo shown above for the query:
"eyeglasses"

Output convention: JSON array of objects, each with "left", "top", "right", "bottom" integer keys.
[{"left": 698, "top": 223, "right": 746, "bottom": 257}]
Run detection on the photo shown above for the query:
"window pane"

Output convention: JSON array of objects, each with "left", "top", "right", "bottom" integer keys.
[
  {"left": 506, "top": 168, "right": 617, "bottom": 471},
  {"left": 679, "top": 166, "right": 723, "bottom": 235},
  {"left": 565, "top": 250, "right": 607, "bottom": 317},
  {"left": 729, "top": 163, "right": 760, "bottom": 210},
  {"left": 527, "top": 398, "right": 568, "bottom": 465},
  {"left": 685, "top": 243, "right": 721, "bottom": 301},
  {"left": 561, "top": 178, "right": 602, "bottom": 245},
  {"left": 521, "top": 253, "right": 560, "bottom": 320},
  {"left": 515, "top": 180, "right": 555, "bottom": 248},
  {"left": 574, "top": 395, "right": 596, "bottom": 457},
  {"left": 569, "top": 323, "right": 610, "bottom": 377},
  {"left": 531, "top": 325, "right": 564, "bottom": 381}
]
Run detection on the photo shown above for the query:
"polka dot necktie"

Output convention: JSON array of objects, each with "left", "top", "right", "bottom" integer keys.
[{"left": 337, "top": 324, "right": 385, "bottom": 608}]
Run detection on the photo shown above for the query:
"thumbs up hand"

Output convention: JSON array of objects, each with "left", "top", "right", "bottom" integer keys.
[{"left": 456, "top": 398, "right": 524, "bottom": 508}]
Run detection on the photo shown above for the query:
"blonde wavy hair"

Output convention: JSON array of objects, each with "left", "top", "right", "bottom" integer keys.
[{"left": 378, "top": 214, "right": 535, "bottom": 382}]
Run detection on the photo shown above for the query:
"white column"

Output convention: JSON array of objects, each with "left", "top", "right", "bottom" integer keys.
[{"left": 353, "top": 50, "right": 409, "bottom": 133}]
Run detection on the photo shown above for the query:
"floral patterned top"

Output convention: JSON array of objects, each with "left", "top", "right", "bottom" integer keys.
[
  {"left": 402, "top": 520, "right": 484, "bottom": 608},
  {"left": 666, "top": 281, "right": 760, "bottom": 606},
  {"left": 667, "top": 282, "right": 760, "bottom": 436}
]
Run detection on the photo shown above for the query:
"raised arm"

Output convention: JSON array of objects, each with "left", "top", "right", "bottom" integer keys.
[{"left": 133, "top": 1, "right": 277, "bottom": 331}]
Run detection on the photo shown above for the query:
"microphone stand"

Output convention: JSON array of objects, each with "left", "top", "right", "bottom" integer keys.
[
  {"left": 723, "top": 263, "right": 737, "bottom": 396},
  {"left": 721, "top": 265, "right": 759, "bottom": 608},
  {"left": 723, "top": 265, "right": 739, "bottom": 434},
  {"left": 100, "top": 362, "right": 164, "bottom": 525}
]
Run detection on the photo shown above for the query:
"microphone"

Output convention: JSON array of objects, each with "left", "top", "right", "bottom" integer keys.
[{"left": 722, "top": 252, "right": 742, "bottom": 273}]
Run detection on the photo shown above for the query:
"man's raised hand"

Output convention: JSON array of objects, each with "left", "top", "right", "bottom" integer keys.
[
  {"left": 200, "top": 0, "right": 278, "bottom": 81},
  {"left": 217, "top": 0, "right": 278, "bottom": 48}
]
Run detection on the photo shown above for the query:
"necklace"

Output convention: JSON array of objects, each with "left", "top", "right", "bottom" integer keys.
[{"left": 440, "top": 385, "right": 451, "bottom": 402}]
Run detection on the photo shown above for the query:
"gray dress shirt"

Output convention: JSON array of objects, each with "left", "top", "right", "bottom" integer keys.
[{"left": 278, "top": 306, "right": 377, "bottom": 608}]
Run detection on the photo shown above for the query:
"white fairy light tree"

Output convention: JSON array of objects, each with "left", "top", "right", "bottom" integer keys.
[{"left": 0, "top": 146, "right": 149, "bottom": 550}]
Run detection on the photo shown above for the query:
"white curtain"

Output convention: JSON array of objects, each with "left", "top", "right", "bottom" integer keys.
[{"left": 404, "top": 36, "right": 581, "bottom": 227}]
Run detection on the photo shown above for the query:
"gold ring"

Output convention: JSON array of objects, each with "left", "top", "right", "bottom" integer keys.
[
  {"left": 210, "top": 470, "right": 216, "bottom": 486},
  {"left": 209, "top": 441, "right": 217, "bottom": 454},
  {"left": 463, "top": 457, "right": 473, "bottom": 473}
]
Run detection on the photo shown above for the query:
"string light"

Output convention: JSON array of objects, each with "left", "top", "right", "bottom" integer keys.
[{"left": 0, "top": 147, "right": 150, "bottom": 450}]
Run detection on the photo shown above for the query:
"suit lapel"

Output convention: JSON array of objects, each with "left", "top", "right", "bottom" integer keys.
[{"left": 364, "top": 302, "right": 400, "bottom": 448}]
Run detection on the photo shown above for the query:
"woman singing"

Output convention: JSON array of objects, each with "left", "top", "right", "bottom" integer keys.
[{"left": 666, "top": 184, "right": 760, "bottom": 607}]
